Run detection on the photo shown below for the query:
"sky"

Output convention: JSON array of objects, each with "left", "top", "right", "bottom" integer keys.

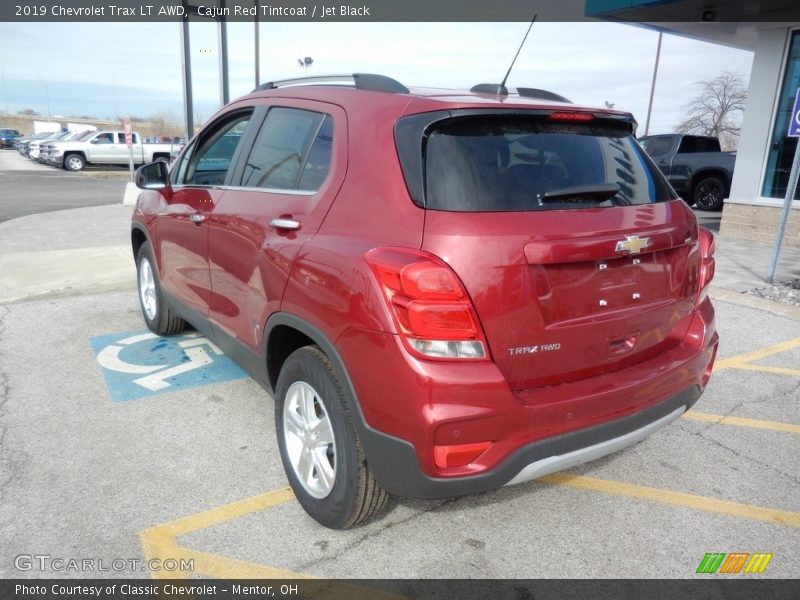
[{"left": 0, "top": 21, "right": 754, "bottom": 135}]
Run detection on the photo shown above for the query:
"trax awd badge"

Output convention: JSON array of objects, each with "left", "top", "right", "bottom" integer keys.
[
  {"left": 508, "top": 343, "right": 561, "bottom": 356},
  {"left": 615, "top": 235, "right": 651, "bottom": 255}
]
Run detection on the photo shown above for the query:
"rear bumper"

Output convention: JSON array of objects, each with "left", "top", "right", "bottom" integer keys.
[
  {"left": 359, "top": 385, "right": 699, "bottom": 498},
  {"left": 341, "top": 298, "right": 717, "bottom": 499}
]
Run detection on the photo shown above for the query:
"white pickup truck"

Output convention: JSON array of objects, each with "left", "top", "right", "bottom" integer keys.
[{"left": 43, "top": 130, "right": 178, "bottom": 171}]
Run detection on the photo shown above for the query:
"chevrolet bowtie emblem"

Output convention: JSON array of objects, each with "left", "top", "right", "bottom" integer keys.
[{"left": 615, "top": 235, "right": 651, "bottom": 255}]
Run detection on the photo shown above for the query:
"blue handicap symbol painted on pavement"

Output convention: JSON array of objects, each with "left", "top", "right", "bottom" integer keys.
[{"left": 89, "top": 330, "right": 248, "bottom": 402}]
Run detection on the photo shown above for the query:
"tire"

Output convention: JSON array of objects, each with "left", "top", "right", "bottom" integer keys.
[
  {"left": 64, "top": 153, "right": 86, "bottom": 172},
  {"left": 275, "top": 346, "right": 390, "bottom": 529},
  {"left": 136, "top": 241, "right": 185, "bottom": 335},
  {"left": 692, "top": 176, "right": 725, "bottom": 211}
]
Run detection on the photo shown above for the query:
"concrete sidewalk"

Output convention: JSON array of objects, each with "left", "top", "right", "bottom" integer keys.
[
  {"left": 1, "top": 203, "right": 799, "bottom": 314},
  {"left": 0, "top": 204, "right": 134, "bottom": 304}
]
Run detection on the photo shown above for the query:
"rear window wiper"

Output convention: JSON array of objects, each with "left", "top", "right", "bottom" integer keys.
[{"left": 539, "top": 183, "right": 621, "bottom": 203}]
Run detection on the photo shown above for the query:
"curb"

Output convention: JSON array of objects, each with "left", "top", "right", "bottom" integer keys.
[{"left": 709, "top": 286, "right": 800, "bottom": 321}]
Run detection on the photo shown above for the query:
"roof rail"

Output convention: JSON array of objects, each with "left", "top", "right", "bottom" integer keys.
[
  {"left": 470, "top": 83, "right": 571, "bottom": 104},
  {"left": 254, "top": 73, "right": 409, "bottom": 94},
  {"left": 516, "top": 87, "right": 572, "bottom": 103}
]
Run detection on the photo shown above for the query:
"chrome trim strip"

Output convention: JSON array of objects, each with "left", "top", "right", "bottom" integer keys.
[
  {"left": 504, "top": 405, "right": 686, "bottom": 486},
  {"left": 171, "top": 184, "right": 316, "bottom": 196}
]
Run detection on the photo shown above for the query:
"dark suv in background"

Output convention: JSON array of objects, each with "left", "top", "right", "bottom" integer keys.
[
  {"left": 639, "top": 133, "right": 736, "bottom": 211},
  {"left": 132, "top": 74, "right": 718, "bottom": 529}
]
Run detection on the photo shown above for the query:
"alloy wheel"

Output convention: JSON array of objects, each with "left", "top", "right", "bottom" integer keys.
[
  {"left": 138, "top": 258, "right": 158, "bottom": 321},
  {"left": 282, "top": 381, "right": 337, "bottom": 499}
]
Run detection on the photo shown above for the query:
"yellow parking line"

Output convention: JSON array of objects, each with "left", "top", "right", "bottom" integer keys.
[
  {"left": 140, "top": 487, "right": 305, "bottom": 580},
  {"left": 540, "top": 473, "right": 800, "bottom": 528},
  {"left": 684, "top": 411, "right": 800, "bottom": 434},
  {"left": 729, "top": 364, "right": 800, "bottom": 377},
  {"left": 140, "top": 488, "right": 408, "bottom": 598},
  {"left": 714, "top": 337, "right": 800, "bottom": 371},
  {"left": 141, "top": 454, "right": 800, "bottom": 580},
  {"left": 148, "top": 486, "right": 295, "bottom": 537}
]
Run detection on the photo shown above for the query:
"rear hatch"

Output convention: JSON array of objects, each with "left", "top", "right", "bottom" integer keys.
[{"left": 397, "top": 109, "right": 701, "bottom": 392}]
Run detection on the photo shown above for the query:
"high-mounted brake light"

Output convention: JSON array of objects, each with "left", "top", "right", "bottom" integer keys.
[
  {"left": 698, "top": 227, "right": 715, "bottom": 304},
  {"left": 549, "top": 111, "right": 594, "bottom": 122},
  {"left": 365, "top": 247, "right": 489, "bottom": 360}
]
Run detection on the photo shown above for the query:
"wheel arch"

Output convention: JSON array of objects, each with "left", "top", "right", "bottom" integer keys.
[
  {"left": 264, "top": 312, "right": 400, "bottom": 513},
  {"left": 264, "top": 314, "right": 353, "bottom": 397},
  {"left": 131, "top": 225, "right": 149, "bottom": 262},
  {"left": 63, "top": 150, "right": 87, "bottom": 161},
  {"left": 691, "top": 168, "right": 731, "bottom": 195},
  {"left": 131, "top": 223, "right": 165, "bottom": 279}
]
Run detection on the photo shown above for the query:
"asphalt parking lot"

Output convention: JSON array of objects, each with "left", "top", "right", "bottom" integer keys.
[
  {"left": 0, "top": 150, "right": 127, "bottom": 223},
  {"left": 0, "top": 166, "right": 797, "bottom": 582}
]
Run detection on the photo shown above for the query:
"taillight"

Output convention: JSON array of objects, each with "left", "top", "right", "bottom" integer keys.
[
  {"left": 698, "top": 227, "right": 715, "bottom": 303},
  {"left": 365, "top": 247, "right": 489, "bottom": 360}
]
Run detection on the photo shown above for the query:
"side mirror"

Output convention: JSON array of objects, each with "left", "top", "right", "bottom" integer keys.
[{"left": 136, "top": 160, "right": 171, "bottom": 191}]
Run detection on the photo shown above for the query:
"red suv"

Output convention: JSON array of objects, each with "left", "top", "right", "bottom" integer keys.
[{"left": 131, "top": 74, "right": 718, "bottom": 529}]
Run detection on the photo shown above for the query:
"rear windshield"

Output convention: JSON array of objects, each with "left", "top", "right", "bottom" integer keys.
[{"left": 424, "top": 117, "right": 674, "bottom": 212}]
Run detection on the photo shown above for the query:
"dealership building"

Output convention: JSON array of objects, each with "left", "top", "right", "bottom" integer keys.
[{"left": 587, "top": 0, "right": 800, "bottom": 248}]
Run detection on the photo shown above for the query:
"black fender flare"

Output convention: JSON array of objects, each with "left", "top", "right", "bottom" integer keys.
[{"left": 262, "top": 312, "right": 419, "bottom": 492}]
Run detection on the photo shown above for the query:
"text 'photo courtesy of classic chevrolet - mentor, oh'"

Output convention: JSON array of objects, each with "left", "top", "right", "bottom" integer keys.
[{"left": 131, "top": 73, "right": 719, "bottom": 529}]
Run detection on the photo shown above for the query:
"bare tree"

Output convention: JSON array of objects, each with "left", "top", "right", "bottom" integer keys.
[
  {"left": 675, "top": 71, "right": 747, "bottom": 151},
  {"left": 147, "top": 110, "right": 184, "bottom": 137},
  {"left": 193, "top": 109, "right": 208, "bottom": 133}
]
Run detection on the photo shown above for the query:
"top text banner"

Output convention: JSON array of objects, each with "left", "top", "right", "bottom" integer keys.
[
  {"left": 5, "top": 0, "right": 586, "bottom": 22},
  {"left": 3, "top": 0, "right": 800, "bottom": 22}
]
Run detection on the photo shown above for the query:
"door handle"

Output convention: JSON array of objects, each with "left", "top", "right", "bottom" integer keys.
[
  {"left": 270, "top": 218, "right": 301, "bottom": 231},
  {"left": 189, "top": 213, "right": 206, "bottom": 224}
]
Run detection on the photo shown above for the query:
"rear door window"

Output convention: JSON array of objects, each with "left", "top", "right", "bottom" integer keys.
[{"left": 424, "top": 116, "right": 674, "bottom": 212}]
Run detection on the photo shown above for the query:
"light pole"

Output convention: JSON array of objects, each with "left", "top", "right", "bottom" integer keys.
[
  {"left": 1, "top": 58, "right": 9, "bottom": 114},
  {"left": 644, "top": 31, "right": 663, "bottom": 137},
  {"left": 254, "top": 1, "right": 260, "bottom": 87},
  {"left": 38, "top": 76, "right": 51, "bottom": 125},
  {"left": 113, "top": 75, "right": 118, "bottom": 120}
]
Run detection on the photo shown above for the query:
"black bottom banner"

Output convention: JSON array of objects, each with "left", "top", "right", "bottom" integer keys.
[{"left": 2, "top": 579, "right": 800, "bottom": 600}]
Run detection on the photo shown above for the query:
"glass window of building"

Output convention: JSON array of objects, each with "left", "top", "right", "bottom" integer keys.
[{"left": 762, "top": 29, "right": 800, "bottom": 200}]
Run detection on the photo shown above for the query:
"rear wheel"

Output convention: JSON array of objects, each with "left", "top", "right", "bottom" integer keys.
[
  {"left": 275, "top": 346, "right": 389, "bottom": 529},
  {"left": 136, "top": 241, "right": 185, "bottom": 335},
  {"left": 692, "top": 176, "right": 725, "bottom": 211}
]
